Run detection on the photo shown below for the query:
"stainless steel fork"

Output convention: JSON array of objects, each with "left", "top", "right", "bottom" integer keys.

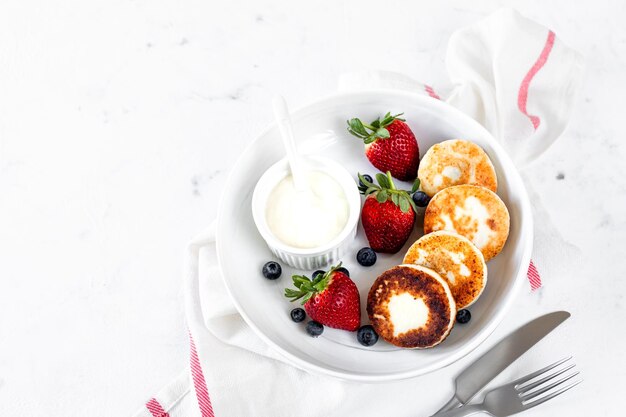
[{"left": 433, "top": 357, "right": 582, "bottom": 417}]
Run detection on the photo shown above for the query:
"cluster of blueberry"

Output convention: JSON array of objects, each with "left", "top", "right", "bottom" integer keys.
[
  {"left": 262, "top": 246, "right": 382, "bottom": 346},
  {"left": 289, "top": 307, "right": 378, "bottom": 346},
  {"left": 261, "top": 245, "right": 471, "bottom": 348},
  {"left": 290, "top": 314, "right": 378, "bottom": 346}
]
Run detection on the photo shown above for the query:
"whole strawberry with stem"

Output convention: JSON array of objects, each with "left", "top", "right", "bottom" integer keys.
[
  {"left": 285, "top": 263, "right": 360, "bottom": 331},
  {"left": 359, "top": 172, "right": 420, "bottom": 253},
  {"left": 347, "top": 112, "right": 419, "bottom": 181}
]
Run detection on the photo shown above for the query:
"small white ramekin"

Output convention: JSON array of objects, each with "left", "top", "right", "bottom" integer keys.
[{"left": 251, "top": 156, "right": 361, "bottom": 270}]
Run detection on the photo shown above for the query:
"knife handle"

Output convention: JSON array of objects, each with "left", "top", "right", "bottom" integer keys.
[
  {"left": 432, "top": 395, "right": 463, "bottom": 414},
  {"left": 431, "top": 404, "right": 485, "bottom": 417}
]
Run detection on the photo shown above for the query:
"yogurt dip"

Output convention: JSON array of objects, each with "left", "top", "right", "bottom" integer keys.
[{"left": 265, "top": 170, "right": 349, "bottom": 249}]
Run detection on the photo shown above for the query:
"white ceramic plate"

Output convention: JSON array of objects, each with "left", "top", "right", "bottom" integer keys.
[{"left": 216, "top": 90, "right": 533, "bottom": 382}]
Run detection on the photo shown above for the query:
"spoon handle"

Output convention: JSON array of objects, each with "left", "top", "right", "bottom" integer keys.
[{"left": 273, "top": 95, "right": 307, "bottom": 191}]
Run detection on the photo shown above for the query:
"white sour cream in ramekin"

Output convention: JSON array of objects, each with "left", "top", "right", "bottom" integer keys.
[{"left": 265, "top": 171, "right": 349, "bottom": 249}]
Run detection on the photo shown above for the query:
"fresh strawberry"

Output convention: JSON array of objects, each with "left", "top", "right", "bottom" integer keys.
[
  {"left": 347, "top": 112, "right": 419, "bottom": 181},
  {"left": 285, "top": 263, "right": 360, "bottom": 331},
  {"left": 359, "top": 172, "right": 419, "bottom": 253}
]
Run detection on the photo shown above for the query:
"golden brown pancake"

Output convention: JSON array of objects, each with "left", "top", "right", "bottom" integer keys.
[
  {"left": 367, "top": 265, "right": 456, "bottom": 349},
  {"left": 423, "top": 185, "right": 509, "bottom": 261},
  {"left": 418, "top": 139, "right": 497, "bottom": 197},
  {"left": 403, "top": 231, "right": 487, "bottom": 309}
]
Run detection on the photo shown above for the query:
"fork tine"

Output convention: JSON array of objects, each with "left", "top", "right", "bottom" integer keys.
[
  {"left": 522, "top": 379, "right": 583, "bottom": 409},
  {"left": 521, "top": 371, "right": 580, "bottom": 400},
  {"left": 518, "top": 363, "right": 576, "bottom": 392},
  {"left": 513, "top": 357, "right": 572, "bottom": 388}
]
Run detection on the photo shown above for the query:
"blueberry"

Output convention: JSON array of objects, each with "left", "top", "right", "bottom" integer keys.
[
  {"left": 357, "top": 325, "right": 379, "bottom": 346},
  {"left": 306, "top": 320, "right": 324, "bottom": 337},
  {"left": 336, "top": 266, "right": 350, "bottom": 277},
  {"left": 456, "top": 309, "right": 471, "bottom": 324},
  {"left": 290, "top": 308, "right": 306, "bottom": 323},
  {"left": 359, "top": 174, "right": 373, "bottom": 188},
  {"left": 312, "top": 270, "right": 325, "bottom": 279},
  {"left": 356, "top": 247, "right": 377, "bottom": 267},
  {"left": 262, "top": 261, "right": 282, "bottom": 280},
  {"left": 412, "top": 191, "right": 431, "bottom": 208}
]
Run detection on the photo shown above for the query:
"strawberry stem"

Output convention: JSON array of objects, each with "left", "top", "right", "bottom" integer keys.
[{"left": 386, "top": 171, "right": 396, "bottom": 190}]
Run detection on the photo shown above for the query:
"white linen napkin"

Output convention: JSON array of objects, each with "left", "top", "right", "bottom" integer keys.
[{"left": 133, "top": 8, "right": 583, "bottom": 417}]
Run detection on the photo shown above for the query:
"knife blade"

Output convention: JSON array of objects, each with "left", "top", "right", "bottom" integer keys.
[{"left": 433, "top": 311, "right": 570, "bottom": 415}]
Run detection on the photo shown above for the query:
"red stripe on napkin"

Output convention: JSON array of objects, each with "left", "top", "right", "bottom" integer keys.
[
  {"left": 146, "top": 398, "right": 169, "bottom": 417},
  {"left": 190, "top": 333, "right": 215, "bottom": 417},
  {"left": 518, "top": 30, "right": 555, "bottom": 130},
  {"left": 424, "top": 84, "right": 441, "bottom": 100},
  {"left": 527, "top": 260, "right": 542, "bottom": 291}
]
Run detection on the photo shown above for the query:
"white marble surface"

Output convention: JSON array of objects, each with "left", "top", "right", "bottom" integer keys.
[{"left": 1, "top": 0, "right": 625, "bottom": 416}]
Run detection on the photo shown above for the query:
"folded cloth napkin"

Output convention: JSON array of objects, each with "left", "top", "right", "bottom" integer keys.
[{"left": 133, "top": 8, "right": 583, "bottom": 417}]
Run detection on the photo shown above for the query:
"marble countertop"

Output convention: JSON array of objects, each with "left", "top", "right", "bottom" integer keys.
[{"left": 1, "top": 0, "right": 624, "bottom": 415}]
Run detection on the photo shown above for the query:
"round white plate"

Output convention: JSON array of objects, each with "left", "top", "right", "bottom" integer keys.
[{"left": 216, "top": 90, "right": 533, "bottom": 382}]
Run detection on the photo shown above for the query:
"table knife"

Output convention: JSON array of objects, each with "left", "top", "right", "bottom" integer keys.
[{"left": 432, "top": 311, "right": 570, "bottom": 415}]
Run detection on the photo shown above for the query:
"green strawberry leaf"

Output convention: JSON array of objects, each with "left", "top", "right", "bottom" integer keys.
[
  {"left": 313, "top": 280, "right": 327, "bottom": 292},
  {"left": 285, "top": 287, "right": 306, "bottom": 302},
  {"left": 411, "top": 178, "right": 421, "bottom": 193},
  {"left": 285, "top": 263, "right": 345, "bottom": 305},
  {"left": 375, "top": 173, "right": 390, "bottom": 189},
  {"left": 375, "top": 127, "right": 390, "bottom": 139},
  {"left": 358, "top": 173, "right": 375, "bottom": 188},
  {"left": 399, "top": 196, "right": 410, "bottom": 213},
  {"left": 347, "top": 112, "right": 404, "bottom": 143},
  {"left": 381, "top": 112, "right": 405, "bottom": 125},
  {"left": 368, "top": 170, "right": 419, "bottom": 212},
  {"left": 363, "top": 136, "right": 377, "bottom": 145},
  {"left": 293, "top": 275, "right": 312, "bottom": 288},
  {"left": 347, "top": 118, "right": 369, "bottom": 138}
]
